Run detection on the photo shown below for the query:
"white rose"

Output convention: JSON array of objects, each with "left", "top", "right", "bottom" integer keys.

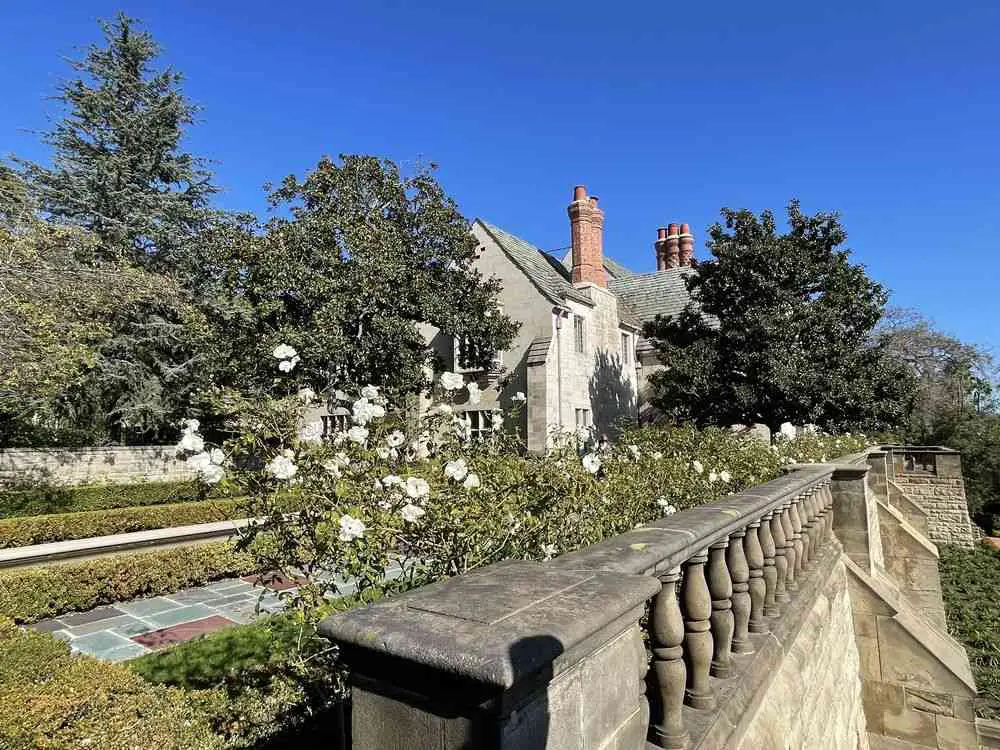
[
  {"left": 657, "top": 497, "right": 678, "bottom": 515},
  {"left": 361, "top": 384, "right": 380, "bottom": 400},
  {"left": 512, "top": 391, "right": 527, "bottom": 402},
  {"left": 466, "top": 382, "right": 482, "bottom": 405},
  {"left": 347, "top": 425, "right": 369, "bottom": 444},
  {"left": 692, "top": 460, "right": 704, "bottom": 475},
  {"left": 338, "top": 514, "right": 366, "bottom": 542},
  {"left": 541, "top": 543, "right": 558, "bottom": 560},
  {"left": 296, "top": 387, "right": 316, "bottom": 404},
  {"left": 491, "top": 412, "right": 503, "bottom": 431},
  {"left": 435, "top": 403, "right": 453, "bottom": 415},
  {"left": 334, "top": 389, "right": 349, "bottom": 402},
  {"left": 182, "top": 419, "right": 200, "bottom": 434},
  {"left": 444, "top": 458, "right": 468, "bottom": 482},
  {"left": 272, "top": 344, "right": 297, "bottom": 360},
  {"left": 719, "top": 470, "right": 732, "bottom": 484},
  {"left": 278, "top": 356, "right": 298, "bottom": 372},
  {"left": 440, "top": 372, "right": 464, "bottom": 391},
  {"left": 177, "top": 431, "right": 204, "bottom": 454},
  {"left": 651, "top": 451, "right": 663, "bottom": 460},
  {"left": 298, "top": 420, "right": 324, "bottom": 445},
  {"left": 627, "top": 444, "right": 641, "bottom": 459},
  {"left": 382, "top": 474, "right": 403, "bottom": 488},
  {"left": 709, "top": 471, "right": 719, "bottom": 483},
  {"left": 400, "top": 503, "right": 426, "bottom": 523},
  {"left": 266, "top": 454, "right": 297, "bottom": 481},
  {"left": 462, "top": 473, "right": 481, "bottom": 490},
  {"left": 582, "top": 453, "right": 601, "bottom": 475},
  {"left": 186, "top": 452, "right": 213, "bottom": 472},
  {"left": 405, "top": 476, "right": 430, "bottom": 499},
  {"left": 409, "top": 440, "right": 431, "bottom": 461},
  {"left": 200, "top": 463, "right": 225, "bottom": 484},
  {"left": 386, "top": 429, "right": 406, "bottom": 448},
  {"left": 209, "top": 448, "right": 226, "bottom": 465},
  {"left": 376, "top": 445, "right": 398, "bottom": 461}
]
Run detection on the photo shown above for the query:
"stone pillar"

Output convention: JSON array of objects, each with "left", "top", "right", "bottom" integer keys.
[
  {"left": 831, "top": 464, "right": 884, "bottom": 574},
  {"left": 866, "top": 450, "right": 889, "bottom": 505},
  {"left": 319, "top": 561, "right": 659, "bottom": 750}
]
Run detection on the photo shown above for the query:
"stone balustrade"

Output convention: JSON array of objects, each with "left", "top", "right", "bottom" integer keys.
[{"left": 319, "top": 463, "right": 863, "bottom": 749}]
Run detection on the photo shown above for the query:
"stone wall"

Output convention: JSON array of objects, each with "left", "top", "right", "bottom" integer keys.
[
  {"left": 0, "top": 446, "right": 192, "bottom": 487},
  {"left": 734, "top": 558, "right": 868, "bottom": 750},
  {"left": 893, "top": 456, "right": 975, "bottom": 547}
]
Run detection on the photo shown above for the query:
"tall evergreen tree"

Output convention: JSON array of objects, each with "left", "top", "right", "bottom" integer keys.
[
  {"left": 18, "top": 13, "right": 216, "bottom": 266},
  {"left": 645, "top": 201, "right": 913, "bottom": 433}
]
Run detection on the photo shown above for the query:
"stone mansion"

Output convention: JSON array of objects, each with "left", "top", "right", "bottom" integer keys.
[{"left": 423, "top": 185, "right": 697, "bottom": 453}]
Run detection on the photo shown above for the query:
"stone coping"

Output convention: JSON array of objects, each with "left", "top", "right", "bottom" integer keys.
[
  {"left": 319, "top": 560, "right": 658, "bottom": 692},
  {"left": 0, "top": 518, "right": 252, "bottom": 568},
  {"left": 550, "top": 465, "right": 835, "bottom": 577}
]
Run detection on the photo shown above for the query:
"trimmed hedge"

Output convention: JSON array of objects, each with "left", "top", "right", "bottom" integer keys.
[
  {"left": 0, "top": 497, "right": 245, "bottom": 548},
  {"left": 940, "top": 542, "right": 1000, "bottom": 719},
  {"left": 0, "top": 541, "right": 257, "bottom": 623},
  {"left": 0, "top": 618, "right": 222, "bottom": 750},
  {"left": 0, "top": 479, "right": 214, "bottom": 519}
]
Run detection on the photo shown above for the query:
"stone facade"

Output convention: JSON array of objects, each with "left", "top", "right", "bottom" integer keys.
[
  {"left": 735, "top": 558, "right": 868, "bottom": 750},
  {"left": 891, "top": 452, "right": 976, "bottom": 547},
  {"left": 0, "top": 446, "right": 192, "bottom": 487}
]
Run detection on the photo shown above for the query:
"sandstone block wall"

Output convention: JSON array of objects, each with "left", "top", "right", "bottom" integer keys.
[
  {"left": 0, "top": 446, "right": 193, "bottom": 487},
  {"left": 892, "top": 474, "right": 975, "bottom": 547},
  {"left": 735, "top": 558, "right": 869, "bottom": 750}
]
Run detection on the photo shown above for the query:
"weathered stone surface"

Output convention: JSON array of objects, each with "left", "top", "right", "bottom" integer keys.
[
  {"left": 935, "top": 715, "right": 979, "bottom": 750},
  {"left": 0, "top": 445, "right": 192, "bottom": 487},
  {"left": 904, "top": 687, "right": 953, "bottom": 716}
]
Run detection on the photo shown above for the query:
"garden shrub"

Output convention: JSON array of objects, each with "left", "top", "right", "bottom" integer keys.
[
  {"left": 940, "top": 542, "right": 1000, "bottom": 719},
  {"left": 0, "top": 478, "right": 216, "bottom": 518},
  {"left": 0, "top": 497, "right": 245, "bottom": 547},
  {"left": 0, "top": 541, "right": 257, "bottom": 623},
  {"left": 0, "top": 618, "right": 222, "bottom": 750}
]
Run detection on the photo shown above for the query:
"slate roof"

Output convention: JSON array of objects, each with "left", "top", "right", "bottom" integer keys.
[
  {"left": 477, "top": 220, "right": 590, "bottom": 305},
  {"left": 608, "top": 268, "right": 695, "bottom": 325},
  {"left": 477, "top": 219, "right": 690, "bottom": 333},
  {"left": 525, "top": 336, "right": 552, "bottom": 365}
]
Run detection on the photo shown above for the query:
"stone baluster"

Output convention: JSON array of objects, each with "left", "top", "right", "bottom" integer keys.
[
  {"left": 728, "top": 528, "right": 753, "bottom": 651},
  {"left": 819, "top": 482, "right": 832, "bottom": 541},
  {"left": 708, "top": 539, "right": 734, "bottom": 678},
  {"left": 780, "top": 503, "right": 798, "bottom": 592},
  {"left": 759, "top": 512, "right": 779, "bottom": 618},
  {"left": 790, "top": 496, "right": 805, "bottom": 576},
  {"left": 800, "top": 489, "right": 817, "bottom": 569},
  {"left": 825, "top": 482, "right": 836, "bottom": 542},
  {"left": 649, "top": 568, "right": 689, "bottom": 749},
  {"left": 681, "top": 551, "right": 715, "bottom": 710},
  {"left": 770, "top": 508, "right": 790, "bottom": 604},
  {"left": 745, "top": 521, "right": 768, "bottom": 634},
  {"left": 815, "top": 484, "right": 830, "bottom": 543}
]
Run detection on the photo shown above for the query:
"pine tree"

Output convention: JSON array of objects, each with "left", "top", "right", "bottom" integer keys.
[{"left": 19, "top": 13, "right": 216, "bottom": 267}]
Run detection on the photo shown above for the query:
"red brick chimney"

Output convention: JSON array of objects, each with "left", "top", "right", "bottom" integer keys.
[
  {"left": 665, "top": 223, "right": 681, "bottom": 269},
  {"left": 678, "top": 223, "right": 694, "bottom": 266},
  {"left": 655, "top": 227, "right": 668, "bottom": 271},
  {"left": 568, "top": 185, "right": 606, "bottom": 287}
]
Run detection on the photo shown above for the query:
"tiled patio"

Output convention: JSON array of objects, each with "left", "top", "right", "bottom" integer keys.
[{"left": 28, "top": 572, "right": 334, "bottom": 661}]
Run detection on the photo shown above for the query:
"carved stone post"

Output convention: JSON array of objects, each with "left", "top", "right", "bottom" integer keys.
[
  {"left": 800, "top": 489, "right": 817, "bottom": 569},
  {"left": 760, "top": 512, "right": 780, "bottom": 617},
  {"left": 770, "top": 508, "right": 790, "bottom": 603},
  {"left": 650, "top": 568, "right": 689, "bottom": 749},
  {"left": 681, "top": 551, "right": 715, "bottom": 710},
  {"left": 781, "top": 504, "right": 798, "bottom": 592},
  {"left": 728, "top": 528, "right": 753, "bottom": 651},
  {"left": 825, "top": 483, "right": 836, "bottom": 542},
  {"left": 708, "top": 540, "right": 734, "bottom": 678},
  {"left": 790, "top": 497, "right": 805, "bottom": 575},
  {"left": 745, "top": 521, "right": 768, "bottom": 634}
]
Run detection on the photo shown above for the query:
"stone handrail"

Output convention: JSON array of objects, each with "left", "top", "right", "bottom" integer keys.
[{"left": 320, "top": 462, "right": 846, "bottom": 749}]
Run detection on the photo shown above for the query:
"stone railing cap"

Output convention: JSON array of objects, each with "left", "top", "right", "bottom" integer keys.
[{"left": 318, "top": 560, "right": 658, "bottom": 690}]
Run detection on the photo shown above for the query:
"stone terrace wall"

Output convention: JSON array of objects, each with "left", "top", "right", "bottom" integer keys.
[
  {"left": 892, "top": 452, "right": 975, "bottom": 546},
  {"left": 735, "top": 557, "right": 868, "bottom": 750},
  {"left": 0, "top": 446, "right": 193, "bottom": 487}
]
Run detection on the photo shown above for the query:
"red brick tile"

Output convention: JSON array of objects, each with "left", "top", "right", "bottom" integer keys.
[
  {"left": 132, "top": 615, "right": 236, "bottom": 649},
  {"left": 241, "top": 571, "right": 307, "bottom": 591}
]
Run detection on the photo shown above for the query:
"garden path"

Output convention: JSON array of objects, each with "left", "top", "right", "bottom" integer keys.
[{"left": 26, "top": 570, "right": 361, "bottom": 662}]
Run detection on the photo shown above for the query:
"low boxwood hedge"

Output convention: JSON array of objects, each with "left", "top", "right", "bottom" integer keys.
[
  {"left": 0, "top": 541, "right": 258, "bottom": 623},
  {"left": 0, "top": 479, "right": 215, "bottom": 519},
  {"left": 0, "top": 618, "right": 222, "bottom": 750},
  {"left": 0, "top": 497, "right": 245, "bottom": 548}
]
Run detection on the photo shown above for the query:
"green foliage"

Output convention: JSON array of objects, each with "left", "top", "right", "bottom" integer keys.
[
  {"left": 16, "top": 13, "right": 216, "bottom": 264},
  {"left": 0, "top": 541, "right": 256, "bottom": 623},
  {"left": 940, "top": 543, "right": 1000, "bottom": 719},
  {"left": 0, "top": 497, "right": 243, "bottom": 547},
  {"left": 188, "top": 156, "right": 519, "bottom": 406},
  {"left": 0, "top": 618, "right": 222, "bottom": 750},
  {"left": 645, "top": 201, "right": 914, "bottom": 434},
  {"left": 0, "top": 479, "right": 210, "bottom": 518},
  {"left": 936, "top": 416, "right": 1000, "bottom": 534}
]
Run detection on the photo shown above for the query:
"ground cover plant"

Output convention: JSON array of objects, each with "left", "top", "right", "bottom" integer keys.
[{"left": 940, "top": 542, "right": 1000, "bottom": 719}]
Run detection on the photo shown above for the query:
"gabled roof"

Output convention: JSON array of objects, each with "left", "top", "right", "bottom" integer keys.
[
  {"left": 477, "top": 220, "right": 591, "bottom": 306},
  {"left": 559, "top": 251, "right": 636, "bottom": 281},
  {"left": 608, "top": 267, "right": 695, "bottom": 326}
]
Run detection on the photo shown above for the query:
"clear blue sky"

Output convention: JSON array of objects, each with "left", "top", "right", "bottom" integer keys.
[{"left": 3, "top": 1, "right": 998, "bottom": 351}]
